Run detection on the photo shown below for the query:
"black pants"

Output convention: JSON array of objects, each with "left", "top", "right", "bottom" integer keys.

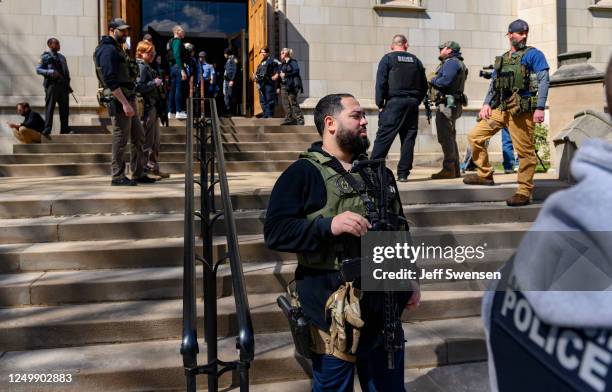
[
  {"left": 44, "top": 83, "right": 70, "bottom": 134},
  {"left": 371, "top": 96, "right": 419, "bottom": 178}
]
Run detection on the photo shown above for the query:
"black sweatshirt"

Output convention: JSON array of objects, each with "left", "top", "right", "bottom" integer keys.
[
  {"left": 264, "top": 142, "right": 411, "bottom": 331},
  {"left": 264, "top": 143, "right": 333, "bottom": 253}
]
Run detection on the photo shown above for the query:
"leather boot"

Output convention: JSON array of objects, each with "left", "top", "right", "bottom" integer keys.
[
  {"left": 431, "top": 169, "right": 456, "bottom": 180},
  {"left": 463, "top": 174, "right": 495, "bottom": 186},
  {"left": 506, "top": 193, "right": 531, "bottom": 207}
]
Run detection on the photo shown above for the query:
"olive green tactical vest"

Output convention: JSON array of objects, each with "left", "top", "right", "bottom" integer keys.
[
  {"left": 493, "top": 47, "right": 538, "bottom": 107},
  {"left": 297, "top": 151, "right": 368, "bottom": 270}
]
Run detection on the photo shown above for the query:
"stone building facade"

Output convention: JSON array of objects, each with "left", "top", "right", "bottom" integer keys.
[{"left": 1, "top": 0, "right": 610, "bottom": 158}]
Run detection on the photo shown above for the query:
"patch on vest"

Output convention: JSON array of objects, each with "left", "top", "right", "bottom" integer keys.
[
  {"left": 397, "top": 56, "right": 414, "bottom": 63},
  {"left": 335, "top": 177, "right": 354, "bottom": 196}
]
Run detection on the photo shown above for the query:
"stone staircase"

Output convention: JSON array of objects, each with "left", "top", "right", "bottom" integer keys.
[
  {"left": 0, "top": 154, "right": 569, "bottom": 391},
  {"left": 0, "top": 117, "right": 461, "bottom": 178}
]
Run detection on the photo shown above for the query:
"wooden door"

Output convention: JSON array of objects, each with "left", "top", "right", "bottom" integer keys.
[{"left": 249, "top": 0, "right": 268, "bottom": 116}]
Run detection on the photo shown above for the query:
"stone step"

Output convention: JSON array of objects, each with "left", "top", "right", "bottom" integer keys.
[
  {"left": 0, "top": 289, "right": 483, "bottom": 351},
  {"left": 41, "top": 133, "right": 318, "bottom": 144},
  {"left": 0, "top": 178, "right": 567, "bottom": 219},
  {"left": 59, "top": 125, "right": 187, "bottom": 135},
  {"left": 221, "top": 117, "right": 287, "bottom": 126},
  {"left": 221, "top": 125, "right": 317, "bottom": 134},
  {"left": 13, "top": 141, "right": 312, "bottom": 153},
  {"left": 0, "top": 317, "right": 486, "bottom": 390},
  {"left": 0, "top": 161, "right": 296, "bottom": 177},
  {"left": 226, "top": 361, "right": 489, "bottom": 392},
  {"left": 0, "top": 224, "right": 527, "bottom": 273},
  {"left": 0, "top": 202, "right": 542, "bottom": 245},
  {"left": 0, "top": 255, "right": 507, "bottom": 306}
]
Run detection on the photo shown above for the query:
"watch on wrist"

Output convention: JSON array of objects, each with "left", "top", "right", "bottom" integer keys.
[{"left": 536, "top": 106, "right": 545, "bottom": 111}]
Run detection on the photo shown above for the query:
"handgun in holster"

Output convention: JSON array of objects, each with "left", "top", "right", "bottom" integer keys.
[{"left": 276, "top": 295, "right": 312, "bottom": 359}]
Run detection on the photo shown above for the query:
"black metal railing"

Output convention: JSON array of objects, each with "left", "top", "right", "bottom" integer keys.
[{"left": 181, "top": 98, "right": 254, "bottom": 391}]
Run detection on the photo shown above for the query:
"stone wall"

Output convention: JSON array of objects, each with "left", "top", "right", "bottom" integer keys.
[
  {"left": 559, "top": 0, "right": 612, "bottom": 71},
  {"left": 0, "top": 0, "right": 101, "bottom": 153},
  {"left": 282, "top": 0, "right": 518, "bottom": 157},
  {"left": 283, "top": 0, "right": 516, "bottom": 110}
]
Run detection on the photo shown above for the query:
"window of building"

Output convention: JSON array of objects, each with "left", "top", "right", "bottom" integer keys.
[
  {"left": 373, "top": 0, "right": 426, "bottom": 12},
  {"left": 590, "top": 0, "right": 612, "bottom": 9}
]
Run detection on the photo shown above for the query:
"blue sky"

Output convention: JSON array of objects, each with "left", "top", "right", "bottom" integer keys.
[{"left": 142, "top": 0, "right": 246, "bottom": 35}]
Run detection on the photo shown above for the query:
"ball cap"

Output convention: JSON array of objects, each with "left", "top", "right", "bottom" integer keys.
[
  {"left": 109, "top": 18, "right": 130, "bottom": 30},
  {"left": 438, "top": 41, "right": 461, "bottom": 51},
  {"left": 508, "top": 19, "right": 529, "bottom": 33}
]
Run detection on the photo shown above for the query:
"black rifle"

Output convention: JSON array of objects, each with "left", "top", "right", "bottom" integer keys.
[
  {"left": 153, "top": 68, "right": 169, "bottom": 127},
  {"left": 341, "top": 159, "right": 406, "bottom": 370},
  {"left": 423, "top": 97, "right": 433, "bottom": 124}
]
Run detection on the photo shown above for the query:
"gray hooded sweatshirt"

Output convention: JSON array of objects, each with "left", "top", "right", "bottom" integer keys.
[{"left": 482, "top": 139, "right": 612, "bottom": 391}]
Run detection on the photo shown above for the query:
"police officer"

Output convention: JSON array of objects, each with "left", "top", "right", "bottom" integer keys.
[
  {"left": 198, "top": 51, "right": 216, "bottom": 98},
  {"left": 279, "top": 48, "right": 304, "bottom": 125},
  {"left": 94, "top": 18, "right": 154, "bottom": 186},
  {"left": 223, "top": 48, "right": 238, "bottom": 116},
  {"left": 429, "top": 41, "right": 468, "bottom": 179},
  {"left": 371, "top": 34, "right": 428, "bottom": 182},
  {"left": 36, "top": 37, "right": 71, "bottom": 135},
  {"left": 254, "top": 47, "right": 279, "bottom": 118},
  {"left": 464, "top": 19, "right": 549, "bottom": 207},
  {"left": 265, "top": 93, "right": 420, "bottom": 391}
]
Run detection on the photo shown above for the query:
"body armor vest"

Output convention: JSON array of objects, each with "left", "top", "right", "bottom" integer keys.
[
  {"left": 387, "top": 51, "right": 421, "bottom": 99},
  {"left": 430, "top": 56, "right": 468, "bottom": 106},
  {"left": 297, "top": 151, "right": 367, "bottom": 270},
  {"left": 492, "top": 47, "right": 538, "bottom": 113},
  {"left": 255, "top": 58, "right": 275, "bottom": 83},
  {"left": 94, "top": 40, "right": 137, "bottom": 103},
  {"left": 296, "top": 151, "right": 406, "bottom": 270}
]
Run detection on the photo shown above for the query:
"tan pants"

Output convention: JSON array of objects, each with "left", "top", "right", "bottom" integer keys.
[
  {"left": 13, "top": 127, "right": 41, "bottom": 144},
  {"left": 468, "top": 109, "right": 536, "bottom": 197}
]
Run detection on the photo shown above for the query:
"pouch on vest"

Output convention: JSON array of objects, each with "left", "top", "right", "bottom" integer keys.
[
  {"left": 135, "top": 96, "right": 145, "bottom": 119},
  {"left": 325, "top": 282, "right": 364, "bottom": 359}
]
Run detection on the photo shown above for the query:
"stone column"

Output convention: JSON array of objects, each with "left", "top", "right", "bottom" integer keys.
[{"left": 548, "top": 51, "right": 605, "bottom": 168}]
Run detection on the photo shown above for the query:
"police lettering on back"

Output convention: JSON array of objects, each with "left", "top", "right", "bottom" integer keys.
[{"left": 498, "top": 285, "right": 612, "bottom": 392}]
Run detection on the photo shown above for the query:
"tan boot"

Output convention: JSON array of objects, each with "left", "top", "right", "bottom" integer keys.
[
  {"left": 463, "top": 174, "right": 495, "bottom": 186},
  {"left": 506, "top": 193, "right": 531, "bottom": 207},
  {"left": 431, "top": 169, "right": 456, "bottom": 180}
]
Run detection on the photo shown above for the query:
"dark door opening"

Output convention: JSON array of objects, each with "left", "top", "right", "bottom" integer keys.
[{"left": 141, "top": 0, "right": 249, "bottom": 115}]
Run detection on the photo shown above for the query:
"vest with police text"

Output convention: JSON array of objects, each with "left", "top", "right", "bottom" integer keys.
[
  {"left": 491, "top": 279, "right": 612, "bottom": 392},
  {"left": 387, "top": 51, "right": 423, "bottom": 99}
]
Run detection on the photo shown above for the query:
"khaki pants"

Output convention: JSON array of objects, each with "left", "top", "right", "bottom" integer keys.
[
  {"left": 468, "top": 109, "right": 536, "bottom": 197},
  {"left": 13, "top": 127, "right": 41, "bottom": 144}
]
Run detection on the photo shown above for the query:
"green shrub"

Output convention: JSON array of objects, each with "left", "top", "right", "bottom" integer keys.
[{"left": 534, "top": 123, "right": 550, "bottom": 162}]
